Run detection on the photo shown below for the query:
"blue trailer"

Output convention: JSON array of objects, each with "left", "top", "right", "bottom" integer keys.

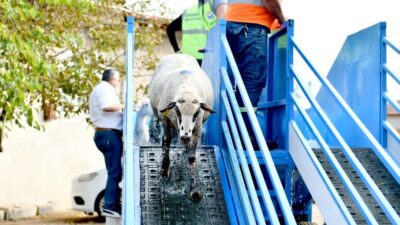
[{"left": 122, "top": 16, "right": 400, "bottom": 224}]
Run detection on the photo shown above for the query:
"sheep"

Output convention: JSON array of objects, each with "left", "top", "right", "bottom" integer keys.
[{"left": 149, "top": 54, "right": 215, "bottom": 201}]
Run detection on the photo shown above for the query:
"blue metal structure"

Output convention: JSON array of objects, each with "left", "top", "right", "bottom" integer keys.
[{"left": 122, "top": 15, "right": 400, "bottom": 225}]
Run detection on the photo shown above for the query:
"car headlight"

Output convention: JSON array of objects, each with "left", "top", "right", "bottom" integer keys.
[{"left": 77, "top": 172, "right": 98, "bottom": 182}]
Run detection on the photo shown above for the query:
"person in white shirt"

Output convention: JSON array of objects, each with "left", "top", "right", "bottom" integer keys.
[{"left": 89, "top": 69, "right": 124, "bottom": 218}]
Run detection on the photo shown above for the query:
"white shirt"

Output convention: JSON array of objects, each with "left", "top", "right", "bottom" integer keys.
[{"left": 89, "top": 81, "right": 123, "bottom": 130}]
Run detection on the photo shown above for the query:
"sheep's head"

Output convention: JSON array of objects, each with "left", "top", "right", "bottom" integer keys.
[{"left": 159, "top": 94, "right": 215, "bottom": 145}]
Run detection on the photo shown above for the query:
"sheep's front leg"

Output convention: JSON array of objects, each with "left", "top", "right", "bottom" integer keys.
[
  {"left": 187, "top": 129, "right": 202, "bottom": 202},
  {"left": 187, "top": 128, "right": 200, "bottom": 165},
  {"left": 160, "top": 125, "right": 172, "bottom": 177}
]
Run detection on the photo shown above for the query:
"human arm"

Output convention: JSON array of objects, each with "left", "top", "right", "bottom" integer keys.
[
  {"left": 211, "top": 0, "right": 227, "bottom": 18},
  {"left": 166, "top": 15, "right": 182, "bottom": 53},
  {"left": 262, "top": 0, "right": 286, "bottom": 24},
  {"left": 103, "top": 103, "right": 125, "bottom": 112}
]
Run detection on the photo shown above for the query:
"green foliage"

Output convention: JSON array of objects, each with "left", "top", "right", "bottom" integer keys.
[{"left": 0, "top": 0, "right": 166, "bottom": 150}]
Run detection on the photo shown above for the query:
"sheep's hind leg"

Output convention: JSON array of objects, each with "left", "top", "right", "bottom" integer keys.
[{"left": 160, "top": 126, "right": 172, "bottom": 178}]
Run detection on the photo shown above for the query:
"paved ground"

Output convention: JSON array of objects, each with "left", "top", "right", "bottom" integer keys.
[
  {"left": 0, "top": 211, "right": 105, "bottom": 225},
  {"left": 0, "top": 206, "right": 324, "bottom": 225}
]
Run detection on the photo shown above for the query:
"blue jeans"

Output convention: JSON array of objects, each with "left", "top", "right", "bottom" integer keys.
[
  {"left": 94, "top": 130, "right": 123, "bottom": 211},
  {"left": 227, "top": 21, "right": 269, "bottom": 148},
  {"left": 226, "top": 21, "right": 269, "bottom": 106}
]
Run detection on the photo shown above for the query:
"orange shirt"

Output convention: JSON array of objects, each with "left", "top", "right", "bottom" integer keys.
[{"left": 225, "top": 3, "right": 280, "bottom": 29}]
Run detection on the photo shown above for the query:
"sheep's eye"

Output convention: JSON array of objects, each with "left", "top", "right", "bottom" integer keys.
[{"left": 181, "top": 126, "right": 184, "bottom": 130}]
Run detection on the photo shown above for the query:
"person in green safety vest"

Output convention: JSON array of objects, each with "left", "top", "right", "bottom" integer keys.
[{"left": 166, "top": 0, "right": 227, "bottom": 66}]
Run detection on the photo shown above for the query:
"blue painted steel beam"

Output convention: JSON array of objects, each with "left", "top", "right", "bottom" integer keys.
[
  {"left": 215, "top": 147, "right": 240, "bottom": 225},
  {"left": 383, "top": 37, "right": 400, "bottom": 55},
  {"left": 383, "top": 121, "right": 400, "bottom": 143},
  {"left": 382, "top": 64, "right": 400, "bottom": 85},
  {"left": 221, "top": 122, "right": 257, "bottom": 224},
  {"left": 123, "top": 16, "right": 137, "bottom": 225},
  {"left": 220, "top": 145, "right": 247, "bottom": 225},
  {"left": 291, "top": 94, "right": 379, "bottom": 224},
  {"left": 221, "top": 92, "right": 265, "bottom": 224},
  {"left": 383, "top": 92, "right": 400, "bottom": 113},
  {"left": 380, "top": 27, "right": 388, "bottom": 149},
  {"left": 290, "top": 37, "right": 400, "bottom": 185},
  {"left": 221, "top": 68, "right": 284, "bottom": 225},
  {"left": 221, "top": 36, "right": 297, "bottom": 224},
  {"left": 291, "top": 68, "right": 400, "bottom": 224},
  {"left": 289, "top": 121, "right": 357, "bottom": 225}
]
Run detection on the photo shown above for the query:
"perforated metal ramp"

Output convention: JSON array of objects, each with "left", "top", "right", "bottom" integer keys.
[
  {"left": 139, "top": 146, "right": 229, "bottom": 225},
  {"left": 313, "top": 148, "right": 400, "bottom": 224}
]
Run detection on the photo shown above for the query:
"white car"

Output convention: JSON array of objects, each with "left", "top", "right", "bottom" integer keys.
[
  {"left": 71, "top": 100, "right": 160, "bottom": 218},
  {"left": 71, "top": 168, "right": 108, "bottom": 217}
]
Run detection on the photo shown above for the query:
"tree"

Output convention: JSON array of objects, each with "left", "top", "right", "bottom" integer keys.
[{"left": 0, "top": 0, "right": 166, "bottom": 151}]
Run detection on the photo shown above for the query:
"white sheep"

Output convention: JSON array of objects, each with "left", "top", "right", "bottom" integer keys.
[{"left": 149, "top": 54, "right": 215, "bottom": 201}]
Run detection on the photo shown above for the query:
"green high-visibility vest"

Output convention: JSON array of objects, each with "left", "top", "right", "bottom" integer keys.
[
  {"left": 200, "top": 0, "right": 217, "bottom": 30},
  {"left": 182, "top": 5, "right": 208, "bottom": 60}
]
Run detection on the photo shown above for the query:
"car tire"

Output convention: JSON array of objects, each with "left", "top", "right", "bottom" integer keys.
[{"left": 95, "top": 191, "right": 105, "bottom": 221}]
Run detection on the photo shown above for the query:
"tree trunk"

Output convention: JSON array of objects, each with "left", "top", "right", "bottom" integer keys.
[
  {"left": 43, "top": 101, "right": 56, "bottom": 121},
  {"left": 0, "top": 127, "right": 3, "bottom": 153}
]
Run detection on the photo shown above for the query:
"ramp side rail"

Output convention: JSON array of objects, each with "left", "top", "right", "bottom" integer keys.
[
  {"left": 382, "top": 37, "right": 400, "bottom": 144},
  {"left": 123, "top": 16, "right": 139, "bottom": 225},
  {"left": 217, "top": 19, "right": 296, "bottom": 225},
  {"left": 286, "top": 21, "right": 400, "bottom": 224}
]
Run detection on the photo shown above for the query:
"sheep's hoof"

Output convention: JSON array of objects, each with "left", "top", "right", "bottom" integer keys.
[
  {"left": 160, "top": 168, "right": 169, "bottom": 178},
  {"left": 188, "top": 156, "right": 196, "bottom": 165},
  {"left": 190, "top": 190, "right": 203, "bottom": 202}
]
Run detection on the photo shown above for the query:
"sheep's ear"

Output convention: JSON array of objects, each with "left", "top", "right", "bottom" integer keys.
[
  {"left": 200, "top": 103, "right": 216, "bottom": 113},
  {"left": 159, "top": 102, "right": 176, "bottom": 113}
]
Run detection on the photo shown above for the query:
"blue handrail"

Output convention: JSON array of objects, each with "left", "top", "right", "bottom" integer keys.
[
  {"left": 288, "top": 33, "right": 400, "bottom": 223},
  {"left": 382, "top": 37, "right": 400, "bottom": 145},
  {"left": 123, "top": 16, "right": 137, "bottom": 225},
  {"left": 219, "top": 19, "right": 297, "bottom": 224},
  {"left": 383, "top": 37, "right": 400, "bottom": 55},
  {"left": 290, "top": 99, "right": 358, "bottom": 225},
  {"left": 290, "top": 70, "right": 399, "bottom": 224},
  {"left": 221, "top": 122, "right": 256, "bottom": 224},
  {"left": 221, "top": 91, "right": 265, "bottom": 224},
  {"left": 221, "top": 68, "right": 280, "bottom": 224},
  {"left": 290, "top": 36, "right": 400, "bottom": 184}
]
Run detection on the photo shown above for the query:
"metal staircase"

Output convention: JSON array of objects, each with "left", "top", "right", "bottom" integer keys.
[{"left": 122, "top": 15, "right": 400, "bottom": 225}]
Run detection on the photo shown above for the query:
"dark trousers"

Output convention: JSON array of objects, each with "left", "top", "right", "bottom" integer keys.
[
  {"left": 226, "top": 21, "right": 270, "bottom": 148},
  {"left": 94, "top": 130, "right": 123, "bottom": 211}
]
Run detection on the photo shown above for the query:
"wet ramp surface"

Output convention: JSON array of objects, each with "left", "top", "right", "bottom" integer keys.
[{"left": 139, "top": 146, "right": 229, "bottom": 225}]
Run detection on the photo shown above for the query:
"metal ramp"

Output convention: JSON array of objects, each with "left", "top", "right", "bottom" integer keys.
[
  {"left": 286, "top": 21, "right": 400, "bottom": 224},
  {"left": 122, "top": 14, "right": 400, "bottom": 225},
  {"left": 139, "top": 146, "right": 229, "bottom": 225},
  {"left": 314, "top": 148, "right": 400, "bottom": 224}
]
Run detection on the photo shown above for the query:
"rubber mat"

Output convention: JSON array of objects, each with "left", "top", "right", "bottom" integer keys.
[
  {"left": 139, "top": 146, "right": 229, "bottom": 225},
  {"left": 313, "top": 148, "right": 400, "bottom": 224}
]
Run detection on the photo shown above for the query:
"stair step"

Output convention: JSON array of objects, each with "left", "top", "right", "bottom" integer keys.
[{"left": 313, "top": 148, "right": 400, "bottom": 224}]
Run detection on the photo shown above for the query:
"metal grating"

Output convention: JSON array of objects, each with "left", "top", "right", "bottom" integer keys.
[
  {"left": 313, "top": 148, "right": 400, "bottom": 224},
  {"left": 140, "top": 146, "right": 229, "bottom": 225}
]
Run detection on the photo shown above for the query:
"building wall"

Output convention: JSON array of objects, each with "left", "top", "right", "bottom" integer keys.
[{"left": 0, "top": 35, "right": 175, "bottom": 211}]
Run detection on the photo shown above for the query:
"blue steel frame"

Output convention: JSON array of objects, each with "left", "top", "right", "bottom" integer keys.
[
  {"left": 214, "top": 19, "right": 297, "bottom": 224},
  {"left": 123, "top": 16, "right": 140, "bottom": 225},
  {"left": 382, "top": 36, "right": 400, "bottom": 144},
  {"left": 287, "top": 22, "right": 400, "bottom": 223}
]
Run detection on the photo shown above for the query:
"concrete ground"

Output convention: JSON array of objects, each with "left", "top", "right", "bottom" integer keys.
[
  {"left": 0, "top": 211, "right": 104, "bottom": 225},
  {"left": 0, "top": 205, "right": 324, "bottom": 225}
]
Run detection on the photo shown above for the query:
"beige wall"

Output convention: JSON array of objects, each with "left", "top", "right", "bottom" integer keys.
[
  {"left": 0, "top": 34, "right": 175, "bottom": 211},
  {"left": 0, "top": 116, "right": 103, "bottom": 210}
]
